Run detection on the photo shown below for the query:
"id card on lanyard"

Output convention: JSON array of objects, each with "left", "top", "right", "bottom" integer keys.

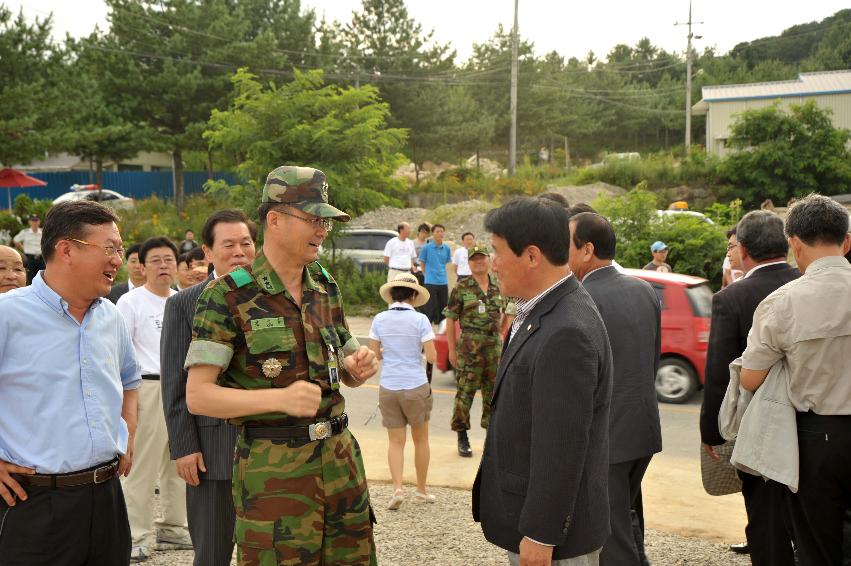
[{"left": 327, "top": 344, "right": 340, "bottom": 390}]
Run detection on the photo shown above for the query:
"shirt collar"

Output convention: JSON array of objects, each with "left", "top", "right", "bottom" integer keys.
[
  {"left": 805, "top": 255, "right": 850, "bottom": 275},
  {"left": 389, "top": 302, "right": 414, "bottom": 310},
  {"left": 743, "top": 259, "right": 787, "bottom": 278},
  {"left": 32, "top": 271, "right": 102, "bottom": 315},
  {"left": 251, "top": 252, "right": 325, "bottom": 295},
  {"left": 514, "top": 274, "right": 572, "bottom": 320}
]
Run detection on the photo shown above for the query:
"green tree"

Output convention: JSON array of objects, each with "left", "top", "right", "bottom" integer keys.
[
  {"left": 203, "top": 69, "right": 408, "bottom": 218},
  {"left": 720, "top": 100, "right": 851, "bottom": 206},
  {"left": 0, "top": 8, "right": 66, "bottom": 166},
  {"left": 101, "top": 0, "right": 320, "bottom": 211}
]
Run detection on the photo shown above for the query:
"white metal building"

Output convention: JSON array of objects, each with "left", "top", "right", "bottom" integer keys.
[{"left": 692, "top": 69, "right": 851, "bottom": 156}]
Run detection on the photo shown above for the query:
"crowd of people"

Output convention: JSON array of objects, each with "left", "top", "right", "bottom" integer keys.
[{"left": 0, "top": 170, "right": 849, "bottom": 566}]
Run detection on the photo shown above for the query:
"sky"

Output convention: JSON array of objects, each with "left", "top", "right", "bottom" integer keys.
[{"left": 5, "top": 0, "right": 849, "bottom": 64}]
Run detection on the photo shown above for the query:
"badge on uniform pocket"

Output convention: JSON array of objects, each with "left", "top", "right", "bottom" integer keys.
[
  {"left": 327, "top": 344, "right": 340, "bottom": 390},
  {"left": 477, "top": 300, "right": 486, "bottom": 314}
]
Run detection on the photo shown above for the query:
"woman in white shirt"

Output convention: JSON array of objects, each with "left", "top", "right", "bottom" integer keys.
[{"left": 369, "top": 273, "right": 437, "bottom": 509}]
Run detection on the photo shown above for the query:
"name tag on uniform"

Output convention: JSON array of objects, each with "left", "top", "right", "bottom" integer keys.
[
  {"left": 250, "top": 317, "right": 285, "bottom": 331},
  {"left": 477, "top": 300, "right": 486, "bottom": 314},
  {"left": 327, "top": 344, "right": 340, "bottom": 390}
]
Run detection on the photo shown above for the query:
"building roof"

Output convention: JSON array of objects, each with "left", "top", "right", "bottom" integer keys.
[{"left": 692, "top": 69, "right": 851, "bottom": 114}]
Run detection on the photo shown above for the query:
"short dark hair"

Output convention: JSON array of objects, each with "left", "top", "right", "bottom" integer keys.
[
  {"left": 461, "top": 232, "right": 474, "bottom": 240},
  {"left": 257, "top": 202, "right": 284, "bottom": 228},
  {"left": 538, "top": 192, "right": 570, "bottom": 208},
  {"left": 187, "top": 246, "right": 206, "bottom": 263},
  {"left": 177, "top": 251, "right": 192, "bottom": 269},
  {"left": 736, "top": 211, "right": 788, "bottom": 261},
  {"left": 432, "top": 224, "right": 446, "bottom": 232},
  {"left": 42, "top": 201, "right": 120, "bottom": 262},
  {"left": 185, "top": 229, "right": 194, "bottom": 235},
  {"left": 396, "top": 222, "right": 408, "bottom": 233},
  {"left": 125, "top": 243, "right": 142, "bottom": 259},
  {"left": 202, "top": 209, "right": 257, "bottom": 247},
  {"left": 390, "top": 286, "right": 416, "bottom": 302},
  {"left": 139, "top": 236, "right": 178, "bottom": 264},
  {"left": 484, "top": 197, "right": 569, "bottom": 265},
  {"left": 565, "top": 202, "right": 597, "bottom": 221},
  {"left": 417, "top": 223, "right": 431, "bottom": 234},
  {"left": 726, "top": 227, "right": 737, "bottom": 238},
  {"left": 784, "top": 194, "right": 850, "bottom": 247},
  {"left": 570, "top": 212, "right": 616, "bottom": 260}
]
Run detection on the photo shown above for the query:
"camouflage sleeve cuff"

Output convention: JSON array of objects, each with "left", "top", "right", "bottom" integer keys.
[
  {"left": 342, "top": 336, "right": 360, "bottom": 356},
  {"left": 184, "top": 340, "right": 234, "bottom": 370},
  {"left": 443, "top": 309, "right": 458, "bottom": 320}
]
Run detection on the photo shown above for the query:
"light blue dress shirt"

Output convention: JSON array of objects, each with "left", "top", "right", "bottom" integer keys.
[
  {"left": 418, "top": 241, "right": 451, "bottom": 285},
  {"left": 0, "top": 272, "right": 141, "bottom": 473}
]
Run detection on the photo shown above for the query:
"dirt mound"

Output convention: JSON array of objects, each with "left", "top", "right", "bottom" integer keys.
[{"left": 544, "top": 182, "right": 626, "bottom": 206}]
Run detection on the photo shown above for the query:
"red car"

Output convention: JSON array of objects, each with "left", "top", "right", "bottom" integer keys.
[{"left": 435, "top": 268, "right": 712, "bottom": 404}]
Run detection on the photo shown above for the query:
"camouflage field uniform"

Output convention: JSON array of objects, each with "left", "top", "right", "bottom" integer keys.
[
  {"left": 443, "top": 271, "right": 509, "bottom": 431},
  {"left": 185, "top": 166, "right": 375, "bottom": 566}
]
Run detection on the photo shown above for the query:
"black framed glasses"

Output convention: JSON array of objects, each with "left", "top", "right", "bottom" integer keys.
[
  {"left": 67, "top": 238, "right": 125, "bottom": 258},
  {"left": 277, "top": 209, "right": 333, "bottom": 231}
]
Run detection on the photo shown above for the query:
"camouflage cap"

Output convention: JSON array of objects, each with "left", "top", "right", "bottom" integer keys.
[
  {"left": 467, "top": 244, "right": 490, "bottom": 259},
  {"left": 261, "top": 165, "right": 350, "bottom": 222}
]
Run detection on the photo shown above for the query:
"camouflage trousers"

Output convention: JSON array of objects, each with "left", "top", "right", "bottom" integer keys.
[
  {"left": 451, "top": 333, "right": 501, "bottom": 431},
  {"left": 232, "top": 428, "right": 376, "bottom": 566}
]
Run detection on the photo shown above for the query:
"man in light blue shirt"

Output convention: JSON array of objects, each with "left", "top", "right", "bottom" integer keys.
[
  {"left": 0, "top": 200, "right": 141, "bottom": 566},
  {"left": 417, "top": 223, "right": 452, "bottom": 325}
]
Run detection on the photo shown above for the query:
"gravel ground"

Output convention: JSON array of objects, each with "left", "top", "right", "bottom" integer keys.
[{"left": 147, "top": 482, "right": 750, "bottom": 565}]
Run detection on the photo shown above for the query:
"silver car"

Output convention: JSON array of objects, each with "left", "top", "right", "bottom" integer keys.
[
  {"left": 53, "top": 185, "right": 135, "bottom": 209},
  {"left": 326, "top": 228, "right": 397, "bottom": 274}
]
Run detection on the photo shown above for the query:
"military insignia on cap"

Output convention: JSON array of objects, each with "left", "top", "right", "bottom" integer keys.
[
  {"left": 320, "top": 182, "right": 329, "bottom": 202},
  {"left": 262, "top": 358, "right": 282, "bottom": 379}
]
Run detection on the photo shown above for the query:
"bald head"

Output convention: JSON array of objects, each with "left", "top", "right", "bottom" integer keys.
[{"left": 0, "top": 245, "right": 26, "bottom": 293}]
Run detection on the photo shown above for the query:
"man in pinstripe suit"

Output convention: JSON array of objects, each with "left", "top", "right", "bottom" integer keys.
[{"left": 161, "top": 210, "right": 257, "bottom": 566}]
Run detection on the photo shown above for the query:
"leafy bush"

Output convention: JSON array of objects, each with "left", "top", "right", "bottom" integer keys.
[
  {"left": 13, "top": 194, "right": 52, "bottom": 221},
  {"left": 595, "top": 186, "right": 727, "bottom": 288},
  {"left": 0, "top": 211, "right": 23, "bottom": 244},
  {"left": 566, "top": 149, "right": 722, "bottom": 191},
  {"left": 320, "top": 255, "right": 386, "bottom": 316},
  {"left": 115, "top": 193, "right": 233, "bottom": 246}
]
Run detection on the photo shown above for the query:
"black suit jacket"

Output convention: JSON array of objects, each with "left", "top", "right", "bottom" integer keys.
[
  {"left": 161, "top": 275, "right": 238, "bottom": 480},
  {"left": 699, "top": 263, "right": 800, "bottom": 446},
  {"left": 107, "top": 281, "right": 129, "bottom": 304},
  {"left": 582, "top": 266, "right": 662, "bottom": 464},
  {"left": 472, "top": 276, "right": 613, "bottom": 559}
]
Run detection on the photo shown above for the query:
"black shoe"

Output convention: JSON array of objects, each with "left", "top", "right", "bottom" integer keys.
[
  {"left": 457, "top": 430, "right": 472, "bottom": 457},
  {"left": 729, "top": 542, "right": 749, "bottom": 554}
]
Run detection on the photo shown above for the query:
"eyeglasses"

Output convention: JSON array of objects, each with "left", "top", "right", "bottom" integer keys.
[
  {"left": 726, "top": 242, "right": 738, "bottom": 251},
  {"left": 67, "top": 238, "right": 125, "bottom": 258},
  {"left": 146, "top": 256, "right": 177, "bottom": 266},
  {"left": 277, "top": 209, "right": 333, "bottom": 231}
]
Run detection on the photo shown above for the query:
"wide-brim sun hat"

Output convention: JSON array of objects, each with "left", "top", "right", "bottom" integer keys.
[{"left": 379, "top": 272, "right": 430, "bottom": 308}]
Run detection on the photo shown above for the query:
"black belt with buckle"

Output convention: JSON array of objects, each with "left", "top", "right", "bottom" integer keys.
[
  {"left": 14, "top": 459, "right": 119, "bottom": 488},
  {"left": 243, "top": 414, "right": 349, "bottom": 442},
  {"left": 141, "top": 374, "right": 160, "bottom": 380}
]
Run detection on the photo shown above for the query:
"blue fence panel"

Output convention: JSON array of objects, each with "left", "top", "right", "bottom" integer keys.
[{"left": 3, "top": 171, "right": 240, "bottom": 207}]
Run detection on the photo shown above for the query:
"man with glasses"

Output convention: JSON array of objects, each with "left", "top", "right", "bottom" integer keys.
[
  {"left": 185, "top": 166, "right": 379, "bottom": 565},
  {"left": 117, "top": 236, "right": 191, "bottom": 562},
  {"left": 0, "top": 201, "right": 141, "bottom": 565}
]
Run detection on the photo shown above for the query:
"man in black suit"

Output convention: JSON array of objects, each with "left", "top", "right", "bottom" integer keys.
[
  {"left": 568, "top": 212, "right": 662, "bottom": 566},
  {"left": 161, "top": 210, "right": 257, "bottom": 566},
  {"left": 473, "top": 197, "right": 613, "bottom": 565},
  {"left": 107, "top": 243, "right": 145, "bottom": 304},
  {"left": 700, "top": 210, "right": 799, "bottom": 565}
]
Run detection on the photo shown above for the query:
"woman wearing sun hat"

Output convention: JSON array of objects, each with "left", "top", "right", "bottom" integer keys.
[{"left": 368, "top": 272, "right": 438, "bottom": 510}]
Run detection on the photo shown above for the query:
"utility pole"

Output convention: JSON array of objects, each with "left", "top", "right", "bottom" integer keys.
[
  {"left": 676, "top": 1, "right": 702, "bottom": 149},
  {"left": 509, "top": 0, "right": 519, "bottom": 176}
]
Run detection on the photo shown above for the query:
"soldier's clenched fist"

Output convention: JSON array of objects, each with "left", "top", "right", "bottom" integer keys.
[{"left": 280, "top": 380, "right": 322, "bottom": 417}]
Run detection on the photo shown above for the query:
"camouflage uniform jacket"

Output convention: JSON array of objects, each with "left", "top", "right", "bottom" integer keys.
[
  {"left": 443, "top": 273, "right": 507, "bottom": 336},
  {"left": 185, "top": 252, "right": 359, "bottom": 426}
]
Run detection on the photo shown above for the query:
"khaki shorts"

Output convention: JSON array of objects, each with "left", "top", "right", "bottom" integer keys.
[{"left": 379, "top": 383, "right": 433, "bottom": 428}]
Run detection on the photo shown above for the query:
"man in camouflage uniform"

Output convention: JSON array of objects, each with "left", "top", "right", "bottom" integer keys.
[
  {"left": 443, "top": 245, "right": 512, "bottom": 458},
  {"left": 184, "top": 166, "right": 379, "bottom": 566}
]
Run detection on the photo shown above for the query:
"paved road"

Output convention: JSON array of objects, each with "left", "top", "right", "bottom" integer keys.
[{"left": 346, "top": 318, "right": 747, "bottom": 543}]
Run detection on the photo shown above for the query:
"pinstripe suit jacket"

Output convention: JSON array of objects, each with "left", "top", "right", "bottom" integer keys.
[{"left": 161, "top": 275, "right": 237, "bottom": 480}]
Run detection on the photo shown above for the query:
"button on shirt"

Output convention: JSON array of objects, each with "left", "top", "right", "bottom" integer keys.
[
  {"left": 383, "top": 236, "right": 417, "bottom": 270},
  {"left": 12, "top": 227, "right": 42, "bottom": 255},
  {"left": 0, "top": 273, "right": 141, "bottom": 473},
  {"left": 418, "top": 241, "right": 452, "bottom": 285},
  {"left": 742, "top": 256, "right": 851, "bottom": 414}
]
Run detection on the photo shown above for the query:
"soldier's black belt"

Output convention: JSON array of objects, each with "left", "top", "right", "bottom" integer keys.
[
  {"left": 141, "top": 374, "right": 160, "bottom": 380},
  {"left": 13, "top": 458, "right": 119, "bottom": 488},
  {"left": 243, "top": 413, "right": 349, "bottom": 442}
]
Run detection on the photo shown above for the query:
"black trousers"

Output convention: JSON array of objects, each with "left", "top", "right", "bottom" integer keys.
[
  {"left": 186, "top": 479, "right": 236, "bottom": 566},
  {"left": 785, "top": 412, "right": 851, "bottom": 566},
  {"left": 24, "top": 254, "right": 44, "bottom": 285},
  {"left": 740, "top": 471, "right": 795, "bottom": 565},
  {"left": 0, "top": 474, "right": 130, "bottom": 566},
  {"left": 423, "top": 283, "right": 449, "bottom": 325},
  {"left": 600, "top": 456, "right": 652, "bottom": 566}
]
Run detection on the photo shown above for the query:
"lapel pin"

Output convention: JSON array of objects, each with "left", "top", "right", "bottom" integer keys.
[{"left": 526, "top": 324, "right": 532, "bottom": 331}]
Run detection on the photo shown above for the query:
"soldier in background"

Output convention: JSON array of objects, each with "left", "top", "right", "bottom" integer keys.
[
  {"left": 185, "top": 166, "right": 379, "bottom": 565},
  {"left": 444, "top": 245, "right": 511, "bottom": 458}
]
